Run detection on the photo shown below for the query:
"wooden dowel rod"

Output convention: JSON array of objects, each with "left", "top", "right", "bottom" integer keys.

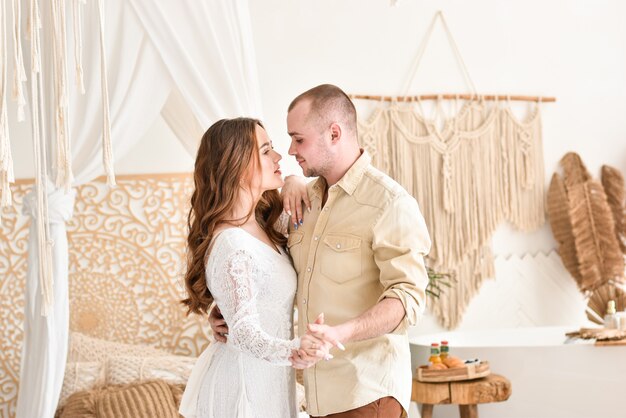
[{"left": 349, "top": 94, "right": 556, "bottom": 103}]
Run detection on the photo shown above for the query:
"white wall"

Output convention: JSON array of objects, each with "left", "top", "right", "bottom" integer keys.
[{"left": 10, "top": 0, "right": 626, "bottom": 333}]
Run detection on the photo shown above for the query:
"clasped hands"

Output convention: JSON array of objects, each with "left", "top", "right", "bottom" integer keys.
[{"left": 209, "top": 307, "right": 343, "bottom": 369}]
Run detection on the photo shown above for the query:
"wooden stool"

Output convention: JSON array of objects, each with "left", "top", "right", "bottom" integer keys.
[{"left": 412, "top": 374, "right": 512, "bottom": 418}]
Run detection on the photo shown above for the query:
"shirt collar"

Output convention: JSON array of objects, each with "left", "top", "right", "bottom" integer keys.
[
  {"left": 311, "top": 177, "right": 326, "bottom": 201},
  {"left": 335, "top": 149, "right": 370, "bottom": 196},
  {"left": 310, "top": 150, "right": 371, "bottom": 199}
]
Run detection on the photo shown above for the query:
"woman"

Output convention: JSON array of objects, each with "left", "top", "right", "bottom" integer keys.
[{"left": 179, "top": 118, "right": 328, "bottom": 418}]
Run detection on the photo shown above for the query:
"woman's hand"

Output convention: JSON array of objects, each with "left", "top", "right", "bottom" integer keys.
[
  {"left": 289, "top": 333, "right": 332, "bottom": 369},
  {"left": 289, "top": 313, "right": 341, "bottom": 369},
  {"left": 281, "top": 175, "right": 310, "bottom": 229},
  {"left": 300, "top": 333, "right": 332, "bottom": 360},
  {"left": 208, "top": 305, "right": 229, "bottom": 343}
]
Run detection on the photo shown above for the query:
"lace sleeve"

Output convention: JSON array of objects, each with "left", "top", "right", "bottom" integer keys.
[
  {"left": 273, "top": 211, "right": 290, "bottom": 236},
  {"left": 212, "top": 249, "right": 299, "bottom": 365}
]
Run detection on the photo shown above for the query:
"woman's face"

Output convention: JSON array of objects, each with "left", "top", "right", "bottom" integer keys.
[{"left": 253, "top": 125, "right": 284, "bottom": 192}]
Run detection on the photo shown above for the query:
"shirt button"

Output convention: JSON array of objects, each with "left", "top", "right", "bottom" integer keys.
[
  {"left": 324, "top": 207, "right": 330, "bottom": 211},
  {"left": 307, "top": 267, "right": 311, "bottom": 272},
  {"left": 314, "top": 236, "right": 319, "bottom": 241},
  {"left": 303, "top": 299, "right": 307, "bottom": 304},
  {"left": 336, "top": 244, "right": 341, "bottom": 249}
]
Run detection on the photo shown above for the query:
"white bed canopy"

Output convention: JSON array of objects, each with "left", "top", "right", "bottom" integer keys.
[{"left": 3, "top": 1, "right": 263, "bottom": 416}]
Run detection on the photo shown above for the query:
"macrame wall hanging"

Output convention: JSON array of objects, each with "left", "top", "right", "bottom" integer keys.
[
  {"left": 353, "top": 11, "right": 555, "bottom": 328},
  {"left": 0, "top": 0, "right": 113, "bottom": 314}
]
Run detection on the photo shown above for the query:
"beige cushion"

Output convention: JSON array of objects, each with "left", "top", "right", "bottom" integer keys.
[
  {"left": 57, "top": 380, "right": 183, "bottom": 418},
  {"left": 107, "top": 355, "right": 195, "bottom": 385},
  {"left": 68, "top": 332, "right": 169, "bottom": 363},
  {"left": 59, "top": 362, "right": 106, "bottom": 407},
  {"left": 62, "top": 333, "right": 175, "bottom": 407}
]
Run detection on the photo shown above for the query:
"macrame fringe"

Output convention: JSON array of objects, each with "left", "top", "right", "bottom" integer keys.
[
  {"left": 29, "top": 0, "right": 53, "bottom": 316},
  {"left": 72, "top": 0, "right": 85, "bottom": 94},
  {"left": 359, "top": 100, "right": 546, "bottom": 328},
  {"left": 11, "top": 0, "right": 27, "bottom": 122},
  {"left": 3, "top": 0, "right": 112, "bottom": 317},
  {"left": 52, "top": 0, "right": 74, "bottom": 192},
  {"left": 0, "top": 0, "right": 15, "bottom": 216},
  {"left": 96, "top": 0, "right": 115, "bottom": 187}
]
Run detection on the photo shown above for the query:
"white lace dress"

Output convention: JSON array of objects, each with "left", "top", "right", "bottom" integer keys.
[{"left": 182, "top": 227, "right": 299, "bottom": 418}]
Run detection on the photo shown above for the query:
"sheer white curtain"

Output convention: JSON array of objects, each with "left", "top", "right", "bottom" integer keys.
[
  {"left": 16, "top": 1, "right": 262, "bottom": 416},
  {"left": 16, "top": 1, "right": 171, "bottom": 416},
  {"left": 127, "top": 0, "right": 264, "bottom": 152}
]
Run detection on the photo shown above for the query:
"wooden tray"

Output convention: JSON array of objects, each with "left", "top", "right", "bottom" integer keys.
[
  {"left": 416, "top": 361, "right": 490, "bottom": 383},
  {"left": 595, "top": 338, "right": 626, "bottom": 346}
]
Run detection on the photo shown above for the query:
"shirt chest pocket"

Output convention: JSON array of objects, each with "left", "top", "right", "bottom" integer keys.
[{"left": 320, "top": 234, "right": 362, "bottom": 283}]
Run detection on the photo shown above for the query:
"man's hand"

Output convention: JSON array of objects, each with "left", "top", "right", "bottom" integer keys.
[
  {"left": 281, "top": 175, "right": 310, "bottom": 229},
  {"left": 208, "top": 305, "right": 228, "bottom": 343},
  {"left": 300, "top": 333, "right": 332, "bottom": 360},
  {"left": 290, "top": 313, "right": 333, "bottom": 369},
  {"left": 306, "top": 317, "right": 347, "bottom": 352}
]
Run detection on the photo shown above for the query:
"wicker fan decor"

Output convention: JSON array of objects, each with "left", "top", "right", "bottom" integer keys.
[
  {"left": 547, "top": 152, "right": 626, "bottom": 293},
  {"left": 586, "top": 283, "right": 626, "bottom": 325},
  {"left": 601, "top": 165, "right": 626, "bottom": 254}
]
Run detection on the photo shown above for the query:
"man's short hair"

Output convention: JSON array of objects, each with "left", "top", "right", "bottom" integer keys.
[{"left": 288, "top": 84, "right": 357, "bottom": 132}]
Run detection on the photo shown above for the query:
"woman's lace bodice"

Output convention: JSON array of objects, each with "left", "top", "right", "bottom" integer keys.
[
  {"left": 194, "top": 227, "right": 299, "bottom": 418},
  {"left": 209, "top": 233, "right": 299, "bottom": 364}
]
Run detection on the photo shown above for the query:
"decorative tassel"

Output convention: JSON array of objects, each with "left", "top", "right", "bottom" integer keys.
[
  {"left": 442, "top": 152, "right": 454, "bottom": 213},
  {"left": 51, "top": 0, "right": 74, "bottom": 191},
  {"left": 1, "top": 0, "right": 15, "bottom": 214},
  {"left": 96, "top": 0, "right": 115, "bottom": 187},
  {"left": 73, "top": 0, "right": 85, "bottom": 94},
  {"left": 29, "top": 0, "right": 54, "bottom": 315},
  {"left": 11, "top": 0, "right": 27, "bottom": 122},
  {"left": 518, "top": 129, "right": 534, "bottom": 189}
]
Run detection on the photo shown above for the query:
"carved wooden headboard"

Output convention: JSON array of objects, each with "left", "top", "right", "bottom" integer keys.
[{"left": 0, "top": 173, "right": 210, "bottom": 417}]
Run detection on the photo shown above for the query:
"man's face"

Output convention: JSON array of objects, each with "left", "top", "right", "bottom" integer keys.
[{"left": 287, "top": 101, "right": 332, "bottom": 178}]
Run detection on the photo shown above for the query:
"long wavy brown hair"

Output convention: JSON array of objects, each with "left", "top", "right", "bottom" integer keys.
[{"left": 182, "top": 118, "right": 287, "bottom": 316}]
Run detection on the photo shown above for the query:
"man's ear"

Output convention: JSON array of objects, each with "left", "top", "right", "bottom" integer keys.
[{"left": 330, "top": 123, "right": 342, "bottom": 143}]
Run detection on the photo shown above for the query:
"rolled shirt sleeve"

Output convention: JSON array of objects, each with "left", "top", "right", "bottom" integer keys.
[{"left": 372, "top": 193, "right": 431, "bottom": 326}]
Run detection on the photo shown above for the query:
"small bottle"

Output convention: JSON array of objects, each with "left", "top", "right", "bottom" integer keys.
[
  {"left": 428, "top": 343, "right": 442, "bottom": 365},
  {"left": 440, "top": 340, "right": 450, "bottom": 360},
  {"left": 604, "top": 300, "right": 617, "bottom": 329},
  {"left": 615, "top": 311, "right": 626, "bottom": 331}
]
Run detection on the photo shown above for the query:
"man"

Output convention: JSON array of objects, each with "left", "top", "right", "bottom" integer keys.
[{"left": 212, "top": 84, "right": 431, "bottom": 417}]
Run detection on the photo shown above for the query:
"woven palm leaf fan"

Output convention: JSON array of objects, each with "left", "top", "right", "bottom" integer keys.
[
  {"left": 601, "top": 165, "right": 626, "bottom": 254},
  {"left": 549, "top": 152, "right": 625, "bottom": 292},
  {"left": 568, "top": 180, "right": 624, "bottom": 291},
  {"left": 560, "top": 152, "right": 591, "bottom": 188},
  {"left": 547, "top": 173, "right": 581, "bottom": 281},
  {"left": 587, "top": 283, "right": 626, "bottom": 325}
]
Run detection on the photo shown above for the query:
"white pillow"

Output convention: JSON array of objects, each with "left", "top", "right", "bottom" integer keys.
[
  {"left": 68, "top": 332, "right": 169, "bottom": 362},
  {"left": 106, "top": 355, "right": 196, "bottom": 385},
  {"left": 59, "top": 361, "right": 105, "bottom": 406}
]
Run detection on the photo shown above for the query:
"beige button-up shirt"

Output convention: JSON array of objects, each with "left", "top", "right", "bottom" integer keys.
[{"left": 287, "top": 151, "right": 431, "bottom": 416}]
